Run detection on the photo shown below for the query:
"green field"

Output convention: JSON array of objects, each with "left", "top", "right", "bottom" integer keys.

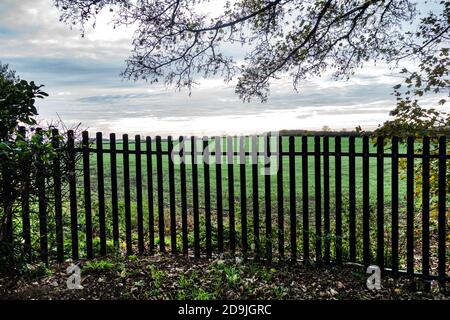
[{"left": 85, "top": 136, "right": 409, "bottom": 203}]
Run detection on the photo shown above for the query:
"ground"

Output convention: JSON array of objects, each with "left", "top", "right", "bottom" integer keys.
[{"left": 0, "top": 254, "right": 448, "bottom": 300}]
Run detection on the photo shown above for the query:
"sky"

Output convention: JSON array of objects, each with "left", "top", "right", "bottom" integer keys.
[{"left": 0, "top": 0, "right": 442, "bottom": 136}]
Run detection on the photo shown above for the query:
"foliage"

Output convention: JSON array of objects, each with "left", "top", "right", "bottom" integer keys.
[
  {"left": 376, "top": 41, "right": 449, "bottom": 138},
  {"left": 0, "top": 64, "right": 73, "bottom": 273},
  {"left": 372, "top": 9, "right": 449, "bottom": 220},
  {"left": 84, "top": 259, "right": 116, "bottom": 272},
  {"left": 0, "top": 63, "right": 48, "bottom": 140}
]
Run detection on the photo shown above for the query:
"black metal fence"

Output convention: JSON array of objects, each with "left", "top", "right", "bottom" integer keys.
[{"left": 12, "top": 131, "right": 449, "bottom": 285}]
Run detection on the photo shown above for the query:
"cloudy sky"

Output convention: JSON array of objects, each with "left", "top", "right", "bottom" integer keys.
[{"left": 0, "top": 0, "right": 440, "bottom": 136}]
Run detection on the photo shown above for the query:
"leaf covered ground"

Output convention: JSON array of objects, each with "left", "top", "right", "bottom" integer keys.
[{"left": 0, "top": 254, "right": 448, "bottom": 300}]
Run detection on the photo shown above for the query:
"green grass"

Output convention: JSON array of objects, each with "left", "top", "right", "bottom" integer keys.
[{"left": 83, "top": 259, "right": 116, "bottom": 272}]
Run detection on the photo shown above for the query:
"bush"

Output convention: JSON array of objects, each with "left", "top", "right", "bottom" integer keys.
[{"left": 0, "top": 63, "right": 75, "bottom": 273}]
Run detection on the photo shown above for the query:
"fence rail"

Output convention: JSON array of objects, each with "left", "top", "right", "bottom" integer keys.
[{"left": 9, "top": 131, "right": 449, "bottom": 286}]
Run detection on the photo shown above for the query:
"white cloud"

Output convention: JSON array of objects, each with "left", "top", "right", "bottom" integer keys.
[{"left": 0, "top": 0, "right": 132, "bottom": 60}]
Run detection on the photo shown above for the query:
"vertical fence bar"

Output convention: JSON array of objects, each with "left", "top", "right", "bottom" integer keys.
[
  {"left": 96, "top": 132, "right": 106, "bottom": 256},
  {"left": 36, "top": 129, "right": 48, "bottom": 265},
  {"left": 406, "top": 136, "right": 414, "bottom": 276},
  {"left": 2, "top": 138, "right": 13, "bottom": 257},
  {"left": 215, "top": 136, "right": 224, "bottom": 253},
  {"left": 168, "top": 136, "right": 177, "bottom": 254},
  {"left": 146, "top": 136, "right": 155, "bottom": 254},
  {"left": 323, "top": 136, "right": 330, "bottom": 263},
  {"left": 239, "top": 136, "right": 248, "bottom": 256},
  {"left": 203, "top": 137, "right": 212, "bottom": 258},
  {"left": 156, "top": 136, "right": 165, "bottom": 253},
  {"left": 348, "top": 136, "right": 356, "bottom": 262},
  {"left": 82, "top": 131, "right": 93, "bottom": 259},
  {"left": 123, "top": 134, "right": 133, "bottom": 255},
  {"left": 3, "top": 195, "right": 13, "bottom": 254},
  {"left": 335, "top": 136, "right": 342, "bottom": 265},
  {"left": 51, "top": 129, "right": 63, "bottom": 263},
  {"left": 438, "top": 136, "right": 446, "bottom": 287},
  {"left": 264, "top": 134, "right": 272, "bottom": 261},
  {"left": 422, "top": 137, "right": 430, "bottom": 280},
  {"left": 314, "top": 136, "right": 322, "bottom": 263},
  {"left": 302, "top": 136, "right": 310, "bottom": 263},
  {"left": 362, "top": 135, "right": 370, "bottom": 268},
  {"left": 289, "top": 136, "right": 297, "bottom": 261},
  {"left": 110, "top": 133, "right": 119, "bottom": 250},
  {"left": 277, "top": 135, "right": 284, "bottom": 260},
  {"left": 67, "top": 130, "right": 79, "bottom": 261},
  {"left": 19, "top": 127, "right": 31, "bottom": 262},
  {"left": 135, "top": 135, "right": 144, "bottom": 254},
  {"left": 191, "top": 136, "right": 200, "bottom": 257},
  {"left": 227, "top": 136, "right": 236, "bottom": 253},
  {"left": 376, "top": 137, "right": 384, "bottom": 270},
  {"left": 252, "top": 135, "right": 260, "bottom": 259},
  {"left": 391, "top": 137, "right": 399, "bottom": 274},
  {"left": 179, "top": 136, "right": 188, "bottom": 255}
]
